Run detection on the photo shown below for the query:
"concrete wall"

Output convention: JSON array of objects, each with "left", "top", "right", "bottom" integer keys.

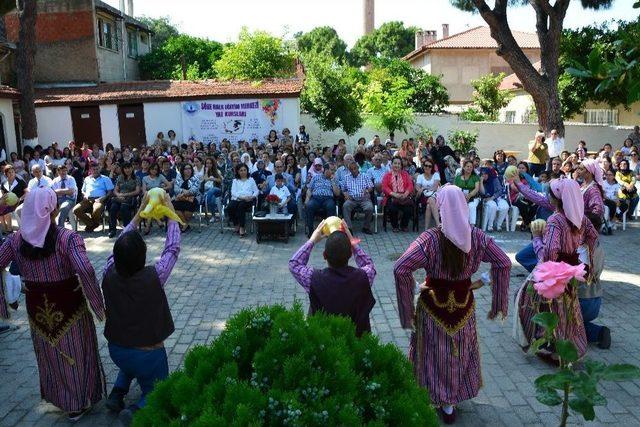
[
  {"left": 301, "top": 113, "right": 634, "bottom": 159},
  {"left": 413, "top": 48, "right": 540, "bottom": 103},
  {"left": 4, "top": 0, "right": 99, "bottom": 83},
  {"left": 143, "top": 102, "right": 183, "bottom": 145},
  {"left": 99, "top": 104, "right": 120, "bottom": 147},
  {"left": 36, "top": 106, "right": 74, "bottom": 146},
  {"left": 0, "top": 99, "right": 18, "bottom": 155}
]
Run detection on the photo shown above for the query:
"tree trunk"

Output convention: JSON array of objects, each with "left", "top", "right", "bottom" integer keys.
[
  {"left": 16, "top": 0, "right": 38, "bottom": 145},
  {"left": 472, "top": 0, "right": 569, "bottom": 137}
]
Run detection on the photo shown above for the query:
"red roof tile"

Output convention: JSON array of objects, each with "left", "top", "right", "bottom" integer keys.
[
  {"left": 0, "top": 84, "right": 19, "bottom": 99},
  {"left": 34, "top": 78, "right": 305, "bottom": 106},
  {"left": 499, "top": 61, "right": 542, "bottom": 90},
  {"left": 404, "top": 26, "right": 540, "bottom": 61}
]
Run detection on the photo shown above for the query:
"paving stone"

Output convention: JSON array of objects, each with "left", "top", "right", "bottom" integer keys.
[{"left": 1, "top": 223, "right": 639, "bottom": 425}]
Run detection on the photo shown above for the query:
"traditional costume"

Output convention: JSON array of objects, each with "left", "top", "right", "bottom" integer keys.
[
  {"left": 515, "top": 179, "right": 599, "bottom": 359},
  {"left": 393, "top": 185, "right": 511, "bottom": 420},
  {"left": 0, "top": 188, "right": 105, "bottom": 418}
]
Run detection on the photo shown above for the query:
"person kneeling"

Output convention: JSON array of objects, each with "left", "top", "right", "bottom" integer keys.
[
  {"left": 101, "top": 194, "right": 181, "bottom": 426},
  {"left": 288, "top": 219, "right": 376, "bottom": 336}
]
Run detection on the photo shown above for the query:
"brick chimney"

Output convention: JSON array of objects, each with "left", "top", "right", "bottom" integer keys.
[
  {"left": 423, "top": 30, "right": 437, "bottom": 45},
  {"left": 442, "top": 23, "right": 449, "bottom": 39},
  {"left": 127, "top": 0, "right": 134, "bottom": 16},
  {"left": 414, "top": 30, "right": 424, "bottom": 50}
]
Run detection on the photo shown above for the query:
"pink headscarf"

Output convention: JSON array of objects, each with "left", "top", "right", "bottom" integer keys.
[
  {"left": 550, "top": 179, "right": 584, "bottom": 228},
  {"left": 309, "top": 158, "right": 324, "bottom": 178},
  {"left": 581, "top": 159, "right": 603, "bottom": 187},
  {"left": 437, "top": 184, "right": 471, "bottom": 253},
  {"left": 20, "top": 187, "right": 57, "bottom": 248}
]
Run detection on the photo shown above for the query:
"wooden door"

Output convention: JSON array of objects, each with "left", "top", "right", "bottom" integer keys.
[
  {"left": 71, "top": 106, "right": 103, "bottom": 148},
  {"left": 118, "top": 104, "right": 147, "bottom": 148}
]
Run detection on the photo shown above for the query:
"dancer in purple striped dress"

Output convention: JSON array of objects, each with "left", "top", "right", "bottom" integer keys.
[
  {"left": 515, "top": 179, "right": 599, "bottom": 361},
  {"left": 0, "top": 188, "right": 105, "bottom": 422},
  {"left": 394, "top": 185, "right": 511, "bottom": 424}
]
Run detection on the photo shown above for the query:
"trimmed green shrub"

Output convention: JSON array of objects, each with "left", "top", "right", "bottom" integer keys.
[{"left": 133, "top": 304, "right": 438, "bottom": 426}]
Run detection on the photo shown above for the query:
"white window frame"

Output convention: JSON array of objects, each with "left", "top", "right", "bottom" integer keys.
[
  {"left": 127, "top": 29, "right": 138, "bottom": 58},
  {"left": 583, "top": 109, "right": 619, "bottom": 125},
  {"left": 97, "top": 17, "right": 119, "bottom": 52}
]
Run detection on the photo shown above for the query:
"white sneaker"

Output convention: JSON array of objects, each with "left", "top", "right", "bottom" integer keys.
[{"left": 487, "top": 227, "right": 494, "bottom": 232}]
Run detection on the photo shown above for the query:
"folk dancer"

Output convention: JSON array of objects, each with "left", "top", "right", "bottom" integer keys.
[
  {"left": 394, "top": 185, "right": 511, "bottom": 424},
  {"left": 0, "top": 187, "right": 105, "bottom": 422}
]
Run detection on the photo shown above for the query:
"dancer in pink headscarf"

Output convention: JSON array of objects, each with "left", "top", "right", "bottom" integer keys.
[
  {"left": 0, "top": 187, "right": 105, "bottom": 422},
  {"left": 394, "top": 184, "right": 511, "bottom": 424},
  {"left": 515, "top": 179, "right": 600, "bottom": 361}
]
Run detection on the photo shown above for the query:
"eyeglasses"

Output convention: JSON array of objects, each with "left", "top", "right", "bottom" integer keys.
[{"left": 424, "top": 164, "right": 433, "bottom": 168}]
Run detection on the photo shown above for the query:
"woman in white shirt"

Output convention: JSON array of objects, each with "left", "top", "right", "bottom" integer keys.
[
  {"left": 193, "top": 156, "right": 205, "bottom": 181},
  {"left": 228, "top": 163, "right": 259, "bottom": 237},
  {"left": 602, "top": 169, "right": 621, "bottom": 231},
  {"left": 414, "top": 158, "right": 440, "bottom": 230}
]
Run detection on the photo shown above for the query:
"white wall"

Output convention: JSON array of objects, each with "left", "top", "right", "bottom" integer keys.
[
  {"left": 100, "top": 104, "right": 120, "bottom": 148},
  {"left": 36, "top": 106, "right": 73, "bottom": 147},
  {"left": 143, "top": 102, "right": 183, "bottom": 145},
  {"left": 0, "top": 99, "right": 17, "bottom": 155},
  {"left": 301, "top": 113, "right": 634, "bottom": 158}
]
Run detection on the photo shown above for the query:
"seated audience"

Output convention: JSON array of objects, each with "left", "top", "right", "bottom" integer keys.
[
  {"left": 73, "top": 166, "right": 114, "bottom": 232},
  {"left": 382, "top": 157, "right": 414, "bottom": 232},
  {"left": 50, "top": 164, "right": 78, "bottom": 230},
  {"left": 109, "top": 163, "right": 140, "bottom": 238},
  {"left": 173, "top": 164, "right": 201, "bottom": 232},
  {"left": 228, "top": 163, "right": 259, "bottom": 237}
]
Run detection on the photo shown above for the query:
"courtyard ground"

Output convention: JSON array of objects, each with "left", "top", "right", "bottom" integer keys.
[{"left": 0, "top": 221, "right": 639, "bottom": 426}]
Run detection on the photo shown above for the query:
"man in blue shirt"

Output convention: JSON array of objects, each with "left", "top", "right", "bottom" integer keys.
[
  {"left": 72, "top": 167, "right": 114, "bottom": 232},
  {"left": 305, "top": 164, "right": 340, "bottom": 237}
]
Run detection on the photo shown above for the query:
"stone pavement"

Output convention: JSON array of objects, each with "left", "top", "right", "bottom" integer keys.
[{"left": 0, "top": 221, "right": 639, "bottom": 426}]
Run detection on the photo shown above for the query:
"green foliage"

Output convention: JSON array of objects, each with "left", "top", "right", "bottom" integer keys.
[
  {"left": 460, "top": 107, "right": 488, "bottom": 122},
  {"left": 350, "top": 21, "right": 418, "bottom": 67},
  {"left": 0, "top": 0, "right": 15, "bottom": 15},
  {"left": 301, "top": 55, "right": 363, "bottom": 135},
  {"left": 133, "top": 305, "right": 438, "bottom": 427},
  {"left": 359, "top": 67, "right": 415, "bottom": 134},
  {"left": 411, "top": 124, "right": 437, "bottom": 142},
  {"left": 447, "top": 129, "right": 478, "bottom": 155},
  {"left": 295, "top": 27, "right": 348, "bottom": 63},
  {"left": 215, "top": 29, "right": 295, "bottom": 80},
  {"left": 137, "top": 16, "right": 179, "bottom": 48},
  {"left": 469, "top": 73, "right": 513, "bottom": 121},
  {"left": 138, "top": 35, "right": 223, "bottom": 80},
  {"left": 566, "top": 18, "right": 640, "bottom": 105}
]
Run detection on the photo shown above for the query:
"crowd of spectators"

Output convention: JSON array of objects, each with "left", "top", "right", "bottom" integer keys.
[{"left": 0, "top": 124, "right": 638, "bottom": 239}]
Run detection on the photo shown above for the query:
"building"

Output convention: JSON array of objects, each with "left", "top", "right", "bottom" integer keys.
[
  {"left": 32, "top": 75, "right": 304, "bottom": 150},
  {"left": 499, "top": 65, "right": 640, "bottom": 126},
  {"left": 3, "top": 0, "right": 152, "bottom": 85},
  {"left": 404, "top": 26, "right": 540, "bottom": 104}
]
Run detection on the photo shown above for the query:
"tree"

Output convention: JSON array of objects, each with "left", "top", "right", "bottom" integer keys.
[
  {"left": 295, "top": 26, "right": 348, "bottom": 63},
  {"left": 350, "top": 21, "right": 418, "bottom": 67},
  {"left": 470, "top": 73, "right": 513, "bottom": 121},
  {"left": 137, "top": 16, "right": 179, "bottom": 48},
  {"left": 16, "top": 0, "right": 37, "bottom": 145},
  {"left": 371, "top": 58, "right": 449, "bottom": 113},
  {"left": 138, "top": 35, "right": 223, "bottom": 80},
  {"left": 300, "top": 55, "right": 363, "bottom": 135},
  {"left": 359, "top": 67, "right": 415, "bottom": 133},
  {"left": 215, "top": 29, "right": 295, "bottom": 80},
  {"left": 451, "top": 0, "right": 618, "bottom": 136}
]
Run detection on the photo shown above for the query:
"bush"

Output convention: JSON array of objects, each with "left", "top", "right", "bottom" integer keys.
[
  {"left": 459, "top": 107, "right": 488, "bottom": 122},
  {"left": 448, "top": 129, "right": 479, "bottom": 156},
  {"left": 133, "top": 305, "right": 437, "bottom": 426}
]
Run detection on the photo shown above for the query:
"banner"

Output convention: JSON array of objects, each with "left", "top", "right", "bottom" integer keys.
[{"left": 181, "top": 99, "right": 283, "bottom": 148}]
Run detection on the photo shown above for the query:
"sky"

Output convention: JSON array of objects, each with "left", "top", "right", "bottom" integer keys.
[{"left": 108, "top": 0, "right": 638, "bottom": 47}]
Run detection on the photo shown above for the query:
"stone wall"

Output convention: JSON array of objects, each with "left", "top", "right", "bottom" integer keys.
[{"left": 300, "top": 113, "right": 634, "bottom": 158}]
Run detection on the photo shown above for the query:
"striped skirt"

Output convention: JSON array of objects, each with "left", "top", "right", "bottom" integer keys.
[
  {"left": 409, "top": 307, "right": 482, "bottom": 406},
  {"left": 30, "top": 310, "right": 105, "bottom": 412}
]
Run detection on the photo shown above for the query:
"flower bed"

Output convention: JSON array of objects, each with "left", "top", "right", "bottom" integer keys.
[{"left": 133, "top": 305, "right": 437, "bottom": 426}]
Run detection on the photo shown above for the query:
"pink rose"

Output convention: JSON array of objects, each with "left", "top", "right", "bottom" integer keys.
[{"left": 532, "top": 261, "right": 586, "bottom": 299}]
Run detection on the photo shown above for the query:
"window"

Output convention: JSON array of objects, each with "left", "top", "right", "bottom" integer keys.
[
  {"left": 584, "top": 109, "right": 619, "bottom": 125},
  {"left": 97, "top": 18, "right": 118, "bottom": 51},
  {"left": 140, "top": 33, "right": 148, "bottom": 45},
  {"left": 504, "top": 111, "right": 516, "bottom": 124},
  {"left": 127, "top": 30, "right": 138, "bottom": 58}
]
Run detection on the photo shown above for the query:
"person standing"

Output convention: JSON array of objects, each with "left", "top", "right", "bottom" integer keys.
[
  {"left": 102, "top": 194, "right": 181, "bottom": 425},
  {"left": 430, "top": 135, "right": 456, "bottom": 178},
  {"left": 289, "top": 219, "right": 376, "bottom": 337},
  {"left": 0, "top": 188, "right": 105, "bottom": 422},
  {"left": 527, "top": 131, "right": 549, "bottom": 177},
  {"left": 394, "top": 185, "right": 511, "bottom": 424}
]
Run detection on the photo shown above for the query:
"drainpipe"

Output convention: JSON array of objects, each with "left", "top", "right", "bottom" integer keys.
[{"left": 119, "top": 0, "right": 127, "bottom": 80}]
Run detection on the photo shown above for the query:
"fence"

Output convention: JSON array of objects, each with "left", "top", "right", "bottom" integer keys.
[{"left": 300, "top": 113, "right": 635, "bottom": 158}]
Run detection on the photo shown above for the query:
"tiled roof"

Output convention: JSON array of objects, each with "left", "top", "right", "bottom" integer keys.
[
  {"left": 34, "top": 78, "right": 305, "bottom": 106},
  {"left": 0, "top": 85, "right": 19, "bottom": 99},
  {"left": 404, "top": 26, "right": 540, "bottom": 61},
  {"left": 499, "top": 61, "right": 542, "bottom": 91}
]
